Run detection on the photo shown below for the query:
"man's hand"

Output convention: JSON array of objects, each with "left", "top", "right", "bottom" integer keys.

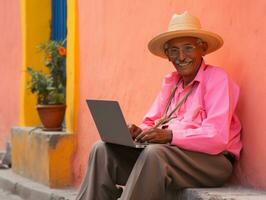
[
  {"left": 135, "top": 128, "right": 173, "bottom": 144},
  {"left": 128, "top": 124, "right": 142, "bottom": 139}
]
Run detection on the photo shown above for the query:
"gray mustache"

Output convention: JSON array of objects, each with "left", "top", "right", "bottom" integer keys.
[{"left": 174, "top": 58, "right": 193, "bottom": 65}]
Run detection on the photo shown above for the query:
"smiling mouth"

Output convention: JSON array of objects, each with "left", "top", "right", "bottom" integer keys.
[
  {"left": 175, "top": 61, "right": 192, "bottom": 68},
  {"left": 178, "top": 62, "right": 191, "bottom": 67}
]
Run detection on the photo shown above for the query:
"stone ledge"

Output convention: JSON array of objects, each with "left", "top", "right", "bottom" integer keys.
[
  {"left": 11, "top": 126, "right": 73, "bottom": 150},
  {"left": 178, "top": 187, "right": 266, "bottom": 200},
  {"left": 1, "top": 168, "right": 266, "bottom": 200},
  {"left": 11, "top": 126, "right": 75, "bottom": 188}
]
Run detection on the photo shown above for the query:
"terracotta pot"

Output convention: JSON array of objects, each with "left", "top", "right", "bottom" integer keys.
[{"left": 36, "top": 104, "right": 66, "bottom": 131}]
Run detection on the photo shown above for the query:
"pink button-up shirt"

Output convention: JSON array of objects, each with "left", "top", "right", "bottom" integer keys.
[{"left": 140, "top": 61, "right": 242, "bottom": 159}]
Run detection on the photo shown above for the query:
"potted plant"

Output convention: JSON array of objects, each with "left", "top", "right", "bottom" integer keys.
[{"left": 27, "top": 40, "right": 67, "bottom": 131}]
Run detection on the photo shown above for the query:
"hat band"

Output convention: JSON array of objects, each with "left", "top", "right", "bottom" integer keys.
[{"left": 168, "top": 24, "right": 201, "bottom": 32}]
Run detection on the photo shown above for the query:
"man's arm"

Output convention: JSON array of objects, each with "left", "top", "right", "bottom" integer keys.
[
  {"left": 170, "top": 73, "right": 240, "bottom": 154},
  {"left": 136, "top": 74, "right": 179, "bottom": 144}
]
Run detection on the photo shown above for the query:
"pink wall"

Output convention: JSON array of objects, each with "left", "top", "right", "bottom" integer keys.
[
  {"left": 73, "top": 0, "right": 266, "bottom": 188},
  {"left": 0, "top": 1, "right": 21, "bottom": 149}
]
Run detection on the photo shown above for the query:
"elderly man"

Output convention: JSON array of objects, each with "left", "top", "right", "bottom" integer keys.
[{"left": 76, "top": 12, "right": 242, "bottom": 200}]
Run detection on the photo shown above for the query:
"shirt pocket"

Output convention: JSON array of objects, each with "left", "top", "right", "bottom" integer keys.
[{"left": 184, "top": 106, "right": 206, "bottom": 125}]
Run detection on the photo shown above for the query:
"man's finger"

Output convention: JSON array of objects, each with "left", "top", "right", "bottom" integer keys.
[
  {"left": 135, "top": 128, "right": 142, "bottom": 135},
  {"left": 140, "top": 132, "right": 156, "bottom": 142},
  {"left": 128, "top": 124, "right": 143, "bottom": 138},
  {"left": 149, "top": 138, "right": 161, "bottom": 143},
  {"left": 127, "top": 124, "right": 134, "bottom": 133},
  {"left": 135, "top": 129, "right": 153, "bottom": 141},
  {"left": 132, "top": 129, "right": 142, "bottom": 139},
  {"left": 135, "top": 130, "right": 149, "bottom": 141},
  {"left": 128, "top": 124, "right": 138, "bottom": 134}
]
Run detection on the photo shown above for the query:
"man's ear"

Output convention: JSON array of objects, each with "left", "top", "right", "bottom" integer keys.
[
  {"left": 201, "top": 42, "right": 208, "bottom": 56},
  {"left": 165, "top": 52, "right": 171, "bottom": 62},
  {"left": 165, "top": 52, "right": 171, "bottom": 61},
  {"left": 164, "top": 49, "right": 172, "bottom": 61},
  {"left": 163, "top": 43, "right": 171, "bottom": 61}
]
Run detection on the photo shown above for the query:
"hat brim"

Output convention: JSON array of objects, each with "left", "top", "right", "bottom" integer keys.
[{"left": 148, "top": 30, "right": 223, "bottom": 58}]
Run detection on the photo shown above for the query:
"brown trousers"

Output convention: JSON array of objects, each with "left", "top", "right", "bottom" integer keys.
[{"left": 76, "top": 141, "right": 232, "bottom": 200}]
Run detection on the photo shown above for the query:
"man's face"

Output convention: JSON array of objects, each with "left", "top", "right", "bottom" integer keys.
[{"left": 164, "top": 37, "right": 207, "bottom": 82}]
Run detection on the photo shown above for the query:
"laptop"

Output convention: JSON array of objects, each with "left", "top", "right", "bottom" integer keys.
[{"left": 86, "top": 99, "right": 149, "bottom": 148}]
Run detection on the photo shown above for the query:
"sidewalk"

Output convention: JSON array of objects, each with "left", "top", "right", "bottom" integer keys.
[
  {"left": 0, "top": 188, "right": 23, "bottom": 200},
  {"left": 0, "top": 169, "right": 78, "bottom": 200}
]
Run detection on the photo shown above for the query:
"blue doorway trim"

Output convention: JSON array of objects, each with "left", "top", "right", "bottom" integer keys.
[{"left": 51, "top": 0, "right": 67, "bottom": 41}]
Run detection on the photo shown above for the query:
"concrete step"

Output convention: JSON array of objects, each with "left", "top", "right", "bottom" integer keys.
[
  {"left": 0, "top": 169, "right": 266, "bottom": 200},
  {"left": 0, "top": 169, "right": 78, "bottom": 200},
  {"left": 179, "top": 187, "right": 266, "bottom": 200}
]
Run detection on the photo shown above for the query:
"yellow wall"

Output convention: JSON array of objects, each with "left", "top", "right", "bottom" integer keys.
[
  {"left": 19, "top": 0, "right": 51, "bottom": 126},
  {"left": 66, "top": 0, "right": 79, "bottom": 133},
  {"left": 20, "top": 0, "right": 77, "bottom": 132}
]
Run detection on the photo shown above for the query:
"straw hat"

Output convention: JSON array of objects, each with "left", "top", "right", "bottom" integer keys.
[{"left": 148, "top": 11, "right": 223, "bottom": 58}]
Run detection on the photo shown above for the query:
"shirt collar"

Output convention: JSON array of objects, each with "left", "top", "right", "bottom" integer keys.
[{"left": 192, "top": 59, "right": 206, "bottom": 84}]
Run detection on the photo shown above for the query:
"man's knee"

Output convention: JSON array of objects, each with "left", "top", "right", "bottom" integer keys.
[
  {"left": 92, "top": 140, "right": 106, "bottom": 151},
  {"left": 88, "top": 141, "right": 108, "bottom": 160}
]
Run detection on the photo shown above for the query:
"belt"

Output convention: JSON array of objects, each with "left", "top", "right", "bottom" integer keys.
[{"left": 223, "top": 152, "right": 235, "bottom": 165}]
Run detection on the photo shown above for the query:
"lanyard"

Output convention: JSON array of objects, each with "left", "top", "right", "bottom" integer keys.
[{"left": 153, "top": 79, "right": 195, "bottom": 129}]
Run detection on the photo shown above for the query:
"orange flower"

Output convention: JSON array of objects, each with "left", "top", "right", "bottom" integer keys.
[
  {"left": 57, "top": 46, "right": 66, "bottom": 56},
  {"left": 46, "top": 54, "right": 52, "bottom": 61}
]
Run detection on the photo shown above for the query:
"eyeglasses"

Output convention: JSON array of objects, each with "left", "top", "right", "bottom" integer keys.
[{"left": 165, "top": 45, "right": 196, "bottom": 58}]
